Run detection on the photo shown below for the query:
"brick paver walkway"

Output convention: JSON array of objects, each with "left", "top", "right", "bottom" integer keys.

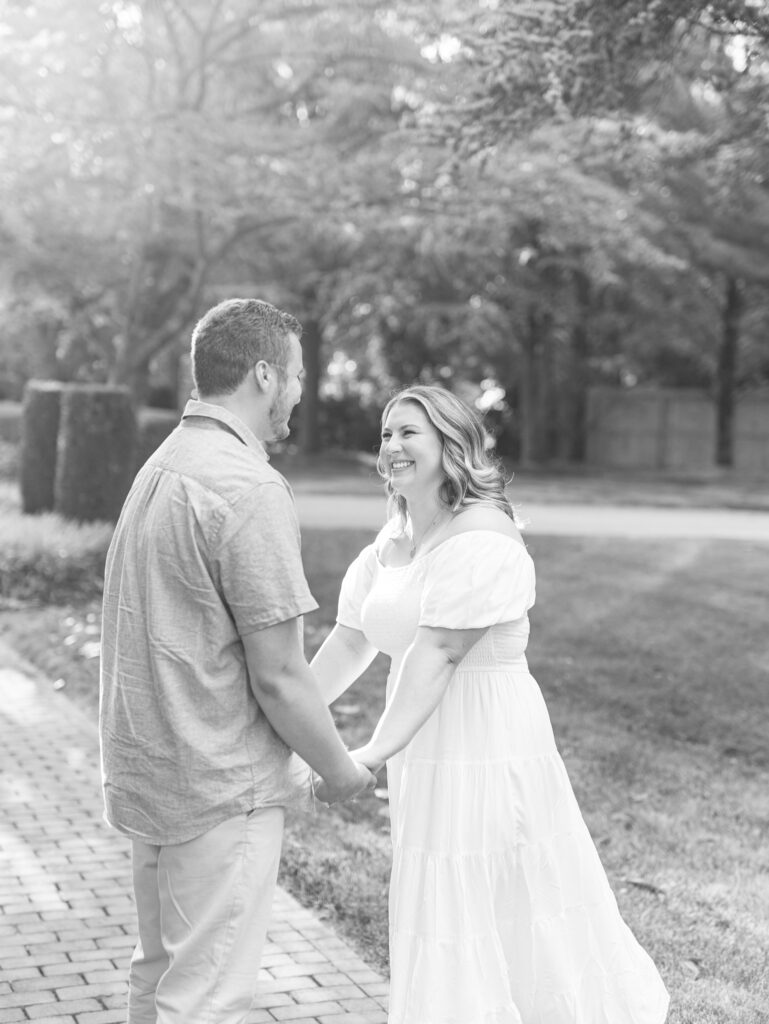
[{"left": 0, "top": 655, "right": 389, "bottom": 1024}]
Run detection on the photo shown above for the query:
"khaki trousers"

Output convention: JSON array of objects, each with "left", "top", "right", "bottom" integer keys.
[{"left": 127, "top": 807, "right": 284, "bottom": 1024}]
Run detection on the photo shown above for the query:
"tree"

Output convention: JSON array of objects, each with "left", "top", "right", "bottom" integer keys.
[
  {"left": 0, "top": 0, "right": 428, "bottom": 410},
  {"left": 423, "top": 0, "right": 769, "bottom": 465},
  {"left": 436, "top": 0, "right": 769, "bottom": 153}
]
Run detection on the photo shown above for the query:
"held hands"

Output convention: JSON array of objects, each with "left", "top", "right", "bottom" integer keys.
[
  {"left": 313, "top": 759, "right": 377, "bottom": 805},
  {"left": 347, "top": 744, "right": 385, "bottom": 776}
]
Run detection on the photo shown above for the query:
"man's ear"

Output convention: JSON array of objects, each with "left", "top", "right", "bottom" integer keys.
[{"left": 253, "top": 360, "right": 272, "bottom": 391}]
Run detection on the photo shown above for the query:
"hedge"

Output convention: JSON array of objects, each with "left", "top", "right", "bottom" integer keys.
[
  {"left": 0, "top": 440, "right": 19, "bottom": 481},
  {"left": 20, "top": 380, "right": 64, "bottom": 514},
  {"left": 54, "top": 385, "right": 137, "bottom": 522},
  {"left": 0, "top": 400, "right": 21, "bottom": 442},
  {"left": 136, "top": 407, "right": 179, "bottom": 469},
  {"left": 0, "top": 507, "right": 112, "bottom": 604}
]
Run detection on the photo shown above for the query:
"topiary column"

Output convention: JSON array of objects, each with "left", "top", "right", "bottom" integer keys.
[
  {"left": 20, "top": 379, "right": 67, "bottom": 514},
  {"left": 54, "top": 384, "right": 137, "bottom": 522}
]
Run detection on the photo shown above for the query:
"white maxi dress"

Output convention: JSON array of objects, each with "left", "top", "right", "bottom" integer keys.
[{"left": 337, "top": 528, "right": 669, "bottom": 1024}]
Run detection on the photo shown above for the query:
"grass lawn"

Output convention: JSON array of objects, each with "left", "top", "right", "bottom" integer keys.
[{"left": 1, "top": 457, "right": 768, "bottom": 1023}]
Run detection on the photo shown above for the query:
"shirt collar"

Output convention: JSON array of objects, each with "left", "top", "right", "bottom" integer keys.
[{"left": 181, "top": 399, "right": 270, "bottom": 462}]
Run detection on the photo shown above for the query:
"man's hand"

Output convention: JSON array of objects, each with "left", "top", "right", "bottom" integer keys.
[
  {"left": 313, "top": 761, "right": 376, "bottom": 805},
  {"left": 348, "top": 744, "right": 385, "bottom": 776}
]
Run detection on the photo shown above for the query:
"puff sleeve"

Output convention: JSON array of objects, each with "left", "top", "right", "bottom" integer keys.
[
  {"left": 419, "top": 532, "right": 535, "bottom": 629},
  {"left": 336, "top": 543, "right": 378, "bottom": 631}
]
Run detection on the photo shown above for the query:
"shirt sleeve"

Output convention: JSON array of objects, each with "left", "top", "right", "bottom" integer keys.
[
  {"left": 336, "top": 544, "right": 378, "bottom": 631},
  {"left": 214, "top": 480, "right": 318, "bottom": 634},
  {"left": 419, "top": 532, "right": 535, "bottom": 629}
]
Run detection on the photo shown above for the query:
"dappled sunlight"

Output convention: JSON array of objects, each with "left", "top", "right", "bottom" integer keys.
[
  {"left": 0, "top": 668, "right": 49, "bottom": 724},
  {"left": 0, "top": 2, "right": 767, "bottom": 1018},
  {"left": 65, "top": 744, "right": 88, "bottom": 771},
  {"left": 0, "top": 766, "right": 35, "bottom": 804},
  {"left": 0, "top": 826, "right": 70, "bottom": 913}
]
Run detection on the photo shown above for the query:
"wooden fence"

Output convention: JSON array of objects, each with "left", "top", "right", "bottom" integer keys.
[{"left": 586, "top": 386, "right": 769, "bottom": 475}]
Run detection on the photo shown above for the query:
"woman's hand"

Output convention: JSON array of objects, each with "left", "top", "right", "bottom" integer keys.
[
  {"left": 348, "top": 744, "right": 386, "bottom": 775},
  {"left": 312, "top": 761, "right": 377, "bottom": 805},
  {"left": 311, "top": 745, "right": 384, "bottom": 804}
]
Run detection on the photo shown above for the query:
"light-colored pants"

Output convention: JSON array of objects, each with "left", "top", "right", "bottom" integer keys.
[{"left": 127, "top": 807, "right": 284, "bottom": 1024}]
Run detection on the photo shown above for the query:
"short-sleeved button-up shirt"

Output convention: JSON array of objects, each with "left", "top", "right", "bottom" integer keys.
[{"left": 99, "top": 399, "right": 318, "bottom": 845}]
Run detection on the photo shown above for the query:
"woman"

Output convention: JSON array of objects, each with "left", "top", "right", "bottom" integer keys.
[{"left": 310, "top": 384, "right": 669, "bottom": 1024}]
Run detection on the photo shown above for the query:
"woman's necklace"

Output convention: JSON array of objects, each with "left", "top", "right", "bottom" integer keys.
[{"left": 409, "top": 508, "right": 450, "bottom": 559}]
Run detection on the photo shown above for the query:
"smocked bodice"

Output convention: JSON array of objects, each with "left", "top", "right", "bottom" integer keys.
[
  {"left": 360, "top": 557, "right": 531, "bottom": 668},
  {"left": 336, "top": 528, "right": 536, "bottom": 672}
]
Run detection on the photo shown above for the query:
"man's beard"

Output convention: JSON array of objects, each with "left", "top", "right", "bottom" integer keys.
[{"left": 269, "top": 387, "right": 292, "bottom": 440}]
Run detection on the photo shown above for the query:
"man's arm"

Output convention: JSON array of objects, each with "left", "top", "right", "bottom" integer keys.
[{"left": 243, "top": 617, "right": 374, "bottom": 803}]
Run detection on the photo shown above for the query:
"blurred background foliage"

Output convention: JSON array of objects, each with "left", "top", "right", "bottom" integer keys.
[{"left": 1, "top": 0, "right": 769, "bottom": 463}]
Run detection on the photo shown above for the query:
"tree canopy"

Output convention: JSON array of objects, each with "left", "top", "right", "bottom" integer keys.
[{"left": 1, "top": 0, "right": 768, "bottom": 464}]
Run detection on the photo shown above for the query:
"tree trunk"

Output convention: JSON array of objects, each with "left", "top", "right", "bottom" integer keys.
[
  {"left": 518, "top": 335, "right": 535, "bottom": 466},
  {"left": 541, "top": 321, "right": 559, "bottom": 460},
  {"left": 110, "top": 344, "right": 151, "bottom": 406},
  {"left": 567, "top": 269, "right": 591, "bottom": 462},
  {"left": 518, "top": 306, "right": 548, "bottom": 465},
  {"left": 298, "top": 318, "right": 322, "bottom": 455},
  {"left": 715, "top": 276, "right": 743, "bottom": 468}
]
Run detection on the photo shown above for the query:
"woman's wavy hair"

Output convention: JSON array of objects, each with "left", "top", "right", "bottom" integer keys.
[{"left": 376, "top": 384, "right": 517, "bottom": 529}]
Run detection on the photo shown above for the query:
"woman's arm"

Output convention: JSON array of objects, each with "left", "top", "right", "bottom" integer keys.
[
  {"left": 349, "top": 624, "right": 487, "bottom": 772},
  {"left": 310, "top": 622, "right": 379, "bottom": 705}
]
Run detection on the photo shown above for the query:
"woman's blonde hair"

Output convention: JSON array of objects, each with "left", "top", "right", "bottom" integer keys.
[{"left": 376, "top": 384, "right": 516, "bottom": 529}]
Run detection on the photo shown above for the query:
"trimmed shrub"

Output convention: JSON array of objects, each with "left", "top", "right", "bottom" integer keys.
[
  {"left": 0, "top": 400, "right": 21, "bottom": 442},
  {"left": 136, "top": 406, "right": 179, "bottom": 470},
  {"left": 54, "top": 385, "right": 137, "bottom": 522},
  {"left": 0, "top": 440, "right": 19, "bottom": 481},
  {"left": 20, "top": 380, "right": 65, "bottom": 514}
]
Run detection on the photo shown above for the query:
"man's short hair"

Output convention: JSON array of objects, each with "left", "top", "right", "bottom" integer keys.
[{"left": 191, "top": 298, "right": 302, "bottom": 397}]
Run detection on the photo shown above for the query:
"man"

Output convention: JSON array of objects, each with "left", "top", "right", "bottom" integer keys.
[{"left": 99, "top": 298, "right": 374, "bottom": 1024}]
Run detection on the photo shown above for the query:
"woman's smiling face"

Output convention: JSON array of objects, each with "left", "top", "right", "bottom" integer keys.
[{"left": 380, "top": 400, "right": 444, "bottom": 497}]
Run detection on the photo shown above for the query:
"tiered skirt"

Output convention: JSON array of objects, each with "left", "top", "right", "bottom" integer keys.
[{"left": 384, "top": 665, "right": 669, "bottom": 1024}]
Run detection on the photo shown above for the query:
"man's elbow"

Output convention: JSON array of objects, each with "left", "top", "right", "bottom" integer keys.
[{"left": 248, "top": 665, "right": 293, "bottom": 703}]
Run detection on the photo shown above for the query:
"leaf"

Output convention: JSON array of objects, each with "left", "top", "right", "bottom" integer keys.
[
  {"left": 625, "top": 877, "right": 666, "bottom": 897},
  {"left": 681, "top": 958, "right": 702, "bottom": 980}
]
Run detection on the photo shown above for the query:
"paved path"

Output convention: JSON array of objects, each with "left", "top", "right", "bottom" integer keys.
[
  {"left": 0, "top": 654, "right": 388, "bottom": 1024},
  {"left": 294, "top": 492, "right": 769, "bottom": 542}
]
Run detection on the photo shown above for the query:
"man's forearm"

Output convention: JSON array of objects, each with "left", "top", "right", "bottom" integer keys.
[
  {"left": 253, "top": 668, "right": 355, "bottom": 785},
  {"left": 243, "top": 617, "right": 374, "bottom": 799}
]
